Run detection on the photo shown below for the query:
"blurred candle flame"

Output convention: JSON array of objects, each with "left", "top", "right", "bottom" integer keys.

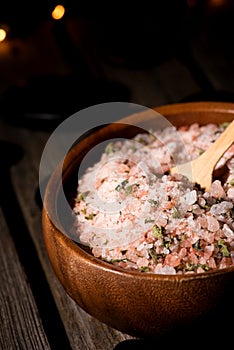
[
  {"left": 52, "top": 5, "right": 65, "bottom": 20},
  {"left": 0, "top": 28, "right": 7, "bottom": 42}
]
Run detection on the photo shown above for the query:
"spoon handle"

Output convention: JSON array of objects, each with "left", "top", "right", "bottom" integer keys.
[
  {"left": 196, "top": 119, "right": 234, "bottom": 168},
  {"left": 171, "top": 119, "right": 234, "bottom": 191}
]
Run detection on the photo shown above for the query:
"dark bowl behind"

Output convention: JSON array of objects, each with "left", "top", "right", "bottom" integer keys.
[{"left": 42, "top": 101, "right": 234, "bottom": 338}]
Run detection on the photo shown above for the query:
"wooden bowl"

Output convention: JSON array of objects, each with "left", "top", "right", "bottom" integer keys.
[{"left": 42, "top": 101, "right": 234, "bottom": 339}]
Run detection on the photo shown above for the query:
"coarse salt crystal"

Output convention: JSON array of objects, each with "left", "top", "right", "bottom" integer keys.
[
  {"left": 227, "top": 187, "right": 234, "bottom": 200},
  {"left": 210, "top": 201, "right": 233, "bottom": 215},
  {"left": 210, "top": 180, "right": 226, "bottom": 198},
  {"left": 198, "top": 197, "right": 206, "bottom": 207},
  {"left": 154, "top": 264, "right": 176, "bottom": 275},
  {"left": 197, "top": 215, "right": 207, "bottom": 229},
  {"left": 185, "top": 190, "right": 197, "bottom": 205},
  {"left": 197, "top": 266, "right": 205, "bottom": 273},
  {"left": 164, "top": 253, "right": 181, "bottom": 267},
  {"left": 208, "top": 257, "right": 217, "bottom": 269},
  {"left": 207, "top": 215, "right": 220, "bottom": 232},
  {"left": 137, "top": 257, "right": 149, "bottom": 268},
  {"left": 74, "top": 122, "right": 234, "bottom": 275},
  {"left": 223, "top": 223, "right": 234, "bottom": 239}
]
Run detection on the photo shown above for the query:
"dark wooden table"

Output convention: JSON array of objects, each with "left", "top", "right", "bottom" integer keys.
[
  {"left": 1, "top": 6, "right": 234, "bottom": 349},
  {"left": 0, "top": 118, "right": 141, "bottom": 350}
]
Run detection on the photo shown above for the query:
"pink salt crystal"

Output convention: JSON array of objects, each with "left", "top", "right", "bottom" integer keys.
[
  {"left": 164, "top": 253, "right": 181, "bottom": 267},
  {"left": 223, "top": 223, "right": 234, "bottom": 239},
  {"left": 210, "top": 180, "right": 226, "bottom": 198},
  {"left": 227, "top": 187, "right": 234, "bottom": 200},
  {"left": 207, "top": 215, "right": 220, "bottom": 232},
  {"left": 188, "top": 252, "right": 199, "bottom": 265},
  {"left": 198, "top": 197, "right": 206, "bottom": 207},
  {"left": 92, "top": 247, "right": 103, "bottom": 257},
  {"left": 204, "top": 244, "right": 214, "bottom": 259},
  {"left": 208, "top": 257, "right": 217, "bottom": 269},
  {"left": 156, "top": 213, "right": 168, "bottom": 227},
  {"left": 197, "top": 215, "right": 207, "bottom": 229},
  {"left": 219, "top": 257, "right": 232, "bottom": 269},
  {"left": 137, "top": 257, "right": 150, "bottom": 268},
  {"left": 197, "top": 266, "right": 205, "bottom": 273},
  {"left": 203, "top": 231, "right": 215, "bottom": 244},
  {"left": 192, "top": 204, "right": 204, "bottom": 215},
  {"left": 199, "top": 257, "right": 207, "bottom": 265},
  {"left": 178, "top": 247, "right": 187, "bottom": 259},
  {"left": 126, "top": 250, "right": 139, "bottom": 263}
]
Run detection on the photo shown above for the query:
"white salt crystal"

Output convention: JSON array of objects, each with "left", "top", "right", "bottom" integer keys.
[
  {"left": 210, "top": 201, "right": 233, "bottom": 215},
  {"left": 223, "top": 223, "right": 234, "bottom": 239},
  {"left": 227, "top": 187, "right": 234, "bottom": 200},
  {"left": 155, "top": 264, "right": 176, "bottom": 275},
  {"left": 185, "top": 190, "right": 197, "bottom": 205}
]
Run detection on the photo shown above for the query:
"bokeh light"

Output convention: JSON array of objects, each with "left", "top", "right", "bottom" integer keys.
[
  {"left": 0, "top": 28, "right": 7, "bottom": 42},
  {"left": 52, "top": 4, "right": 65, "bottom": 20}
]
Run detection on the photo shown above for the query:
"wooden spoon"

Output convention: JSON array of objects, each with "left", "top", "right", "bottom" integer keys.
[{"left": 170, "top": 119, "right": 234, "bottom": 191}]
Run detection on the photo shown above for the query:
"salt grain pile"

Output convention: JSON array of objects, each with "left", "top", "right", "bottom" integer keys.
[{"left": 73, "top": 122, "right": 234, "bottom": 274}]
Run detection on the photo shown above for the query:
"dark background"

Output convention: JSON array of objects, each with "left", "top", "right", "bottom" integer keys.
[
  {"left": 0, "top": 2, "right": 234, "bottom": 348},
  {"left": 0, "top": 0, "right": 234, "bottom": 129}
]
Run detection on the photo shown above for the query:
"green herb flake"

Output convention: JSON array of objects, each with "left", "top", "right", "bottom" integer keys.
[
  {"left": 163, "top": 236, "right": 173, "bottom": 249},
  {"left": 105, "top": 142, "right": 116, "bottom": 155},
  {"left": 198, "top": 148, "right": 204, "bottom": 155},
  {"left": 185, "top": 262, "right": 196, "bottom": 271},
  {"left": 148, "top": 248, "right": 158, "bottom": 263},
  {"left": 144, "top": 217, "right": 154, "bottom": 224},
  {"left": 126, "top": 183, "right": 139, "bottom": 196},
  {"left": 198, "top": 264, "right": 209, "bottom": 271},
  {"left": 76, "top": 191, "right": 90, "bottom": 202},
  {"left": 139, "top": 266, "right": 150, "bottom": 272},
  {"left": 85, "top": 213, "right": 96, "bottom": 220},
  {"left": 217, "top": 239, "right": 230, "bottom": 257},
  {"left": 136, "top": 137, "right": 148, "bottom": 145},
  {"left": 185, "top": 262, "right": 210, "bottom": 272},
  {"left": 130, "top": 145, "right": 137, "bottom": 152},
  {"left": 172, "top": 206, "right": 180, "bottom": 219},
  {"left": 125, "top": 185, "right": 133, "bottom": 195},
  {"left": 152, "top": 224, "right": 164, "bottom": 238},
  {"left": 219, "top": 122, "right": 230, "bottom": 129},
  {"left": 115, "top": 179, "right": 129, "bottom": 192},
  {"left": 229, "top": 178, "right": 234, "bottom": 186},
  {"left": 192, "top": 239, "right": 203, "bottom": 251},
  {"left": 148, "top": 199, "right": 159, "bottom": 207}
]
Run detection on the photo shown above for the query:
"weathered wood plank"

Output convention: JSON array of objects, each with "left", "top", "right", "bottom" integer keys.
[
  {"left": 8, "top": 125, "right": 133, "bottom": 349},
  {"left": 0, "top": 208, "right": 50, "bottom": 350}
]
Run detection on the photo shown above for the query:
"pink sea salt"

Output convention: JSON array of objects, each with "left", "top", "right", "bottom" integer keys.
[
  {"left": 210, "top": 180, "right": 226, "bottom": 198},
  {"left": 207, "top": 215, "right": 220, "bottom": 232},
  {"left": 74, "top": 122, "right": 234, "bottom": 275},
  {"left": 227, "top": 187, "right": 234, "bottom": 200}
]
